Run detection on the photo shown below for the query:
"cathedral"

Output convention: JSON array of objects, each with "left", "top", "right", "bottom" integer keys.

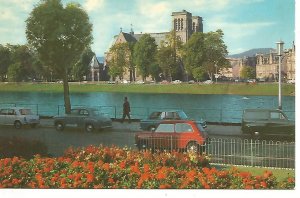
[{"left": 103, "top": 10, "right": 203, "bottom": 82}]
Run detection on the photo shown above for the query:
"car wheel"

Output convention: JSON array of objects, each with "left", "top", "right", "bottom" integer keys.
[
  {"left": 55, "top": 122, "right": 64, "bottom": 131},
  {"left": 14, "top": 121, "right": 22, "bottom": 129},
  {"left": 85, "top": 124, "right": 94, "bottom": 132},
  {"left": 186, "top": 141, "right": 199, "bottom": 153}
]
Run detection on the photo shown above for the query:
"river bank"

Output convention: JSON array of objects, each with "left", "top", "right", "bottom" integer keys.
[{"left": 0, "top": 82, "right": 295, "bottom": 96}]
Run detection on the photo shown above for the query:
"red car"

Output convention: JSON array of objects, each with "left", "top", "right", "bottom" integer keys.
[{"left": 135, "top": 120, "right": 208, "bottom": 153}]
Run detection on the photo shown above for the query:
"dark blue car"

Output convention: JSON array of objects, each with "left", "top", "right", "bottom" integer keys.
[{"left": 140, "top": 110, "right": 207, "bottom": 131}]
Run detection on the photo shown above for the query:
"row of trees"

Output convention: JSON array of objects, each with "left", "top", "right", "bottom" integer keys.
[
  {"left": 107, "top": 29, "right": 230, "bottom": 82},
  {"left": 0, "top": 44, "right": 94, "bottom": 82}
]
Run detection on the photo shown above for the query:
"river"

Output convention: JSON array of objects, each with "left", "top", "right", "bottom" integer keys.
[{"left": 0, "top": 92, "right": 295, "bottom": 123}]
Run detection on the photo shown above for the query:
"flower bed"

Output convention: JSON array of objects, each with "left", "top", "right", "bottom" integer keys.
[{"left": 0, "top": 145, "right": 295, "bottom": 189}]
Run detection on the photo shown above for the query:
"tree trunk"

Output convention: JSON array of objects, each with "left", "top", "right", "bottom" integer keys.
[{"left": 63, "top": 70, "right": 71, "bottom": 114}]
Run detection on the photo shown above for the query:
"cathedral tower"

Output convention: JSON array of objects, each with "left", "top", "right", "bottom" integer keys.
[{"left": 172, "top": 10, "right": 203, "bottom": 43}]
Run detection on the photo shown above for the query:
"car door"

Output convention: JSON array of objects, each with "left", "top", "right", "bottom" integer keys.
[
  {"left": 65, "top": 109, "right": 80, "bottom": 127},
  {"left": 6, "top": 109, "right": 17, "bottom": 125},
  {"left": 78, "top": 109, "right": 89, "bottom": 127},
  {"left": 268, "top": 111, "right": 294, "bottom": 136},
  {"left": 175, "top": 123, "right": 195, "bottom": 149},
  {"left": 0, "top": 109, "right": 8, "bottom": 125},
  {"left": 152, "top": 123, "right": 176, "bottom": 150}
]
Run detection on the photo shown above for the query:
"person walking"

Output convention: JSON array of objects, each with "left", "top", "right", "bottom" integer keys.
[{"left": 122, "top": 96, "right": 131, "bottom": 123}]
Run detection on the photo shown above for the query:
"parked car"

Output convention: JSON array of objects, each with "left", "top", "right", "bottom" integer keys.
[
  {"left": 286, "top": 79, "right": 295, "bottom": 84},
  {"left": 140, "top": 110, "right": 207, "bottom": 131},
  {"left": 135, "top": 120, "right": 208, "bottom": 153},
  {"left": 54, "top": 107, "right": 112, "bottom": 132},
  {"left": 241, "top": 109, "right": 295, "bottom": 139},
  {"left": 0, "top": 107, "right": 40, "bottom": 129}
]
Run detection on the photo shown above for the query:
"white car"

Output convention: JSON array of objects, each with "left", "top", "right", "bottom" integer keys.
[{"left": 0, "top": 107, "right": 40, "bottom": 129}]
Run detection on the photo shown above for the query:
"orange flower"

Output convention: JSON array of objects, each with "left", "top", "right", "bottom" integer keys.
[
  {"left": 159, "top": 184, "right": 171, "bottom": 189},
  {"left": 143, "top": 164, "right": 150, "bottom": 173},
  {"left": 108, "top": 177, "right": 114, "bottom": 184},
  {"left": 156, "top": 170, "right": 167, "bottom": 180},
  {"left": 260, "top": 181, "right": 267, "bottom": 188},
  {"left": 86, "top": 173, "right": 94, "bottom": 183},
  {"left": 119, "top": 161, "right": 126, "bottom": 169},
  {"left": 186, "top": 170, "right": 196, "bottom": 182},
  {"left": 288, "top": 177, "right": 295, "bottom": 183},
  {"left": 239, "top": 172, "right": 251, "bottom": 178},
  {"left": 130, "top": 165, "right": 140, "bottom": 174},
  {"left": 263, "top": 170, "right": 273, "bottom": 178},
  {"left": 103, "top": 163, "right": 110, "bottom": 171}
]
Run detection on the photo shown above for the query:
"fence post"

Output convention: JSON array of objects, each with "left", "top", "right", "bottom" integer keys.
[
  {"left": 114, "top": 106, "right": 117, "bottom": 119},
  {"left": 36, "top": 104, "right": 39, "bottom": 115},
  {"left": 250, "top": 139, "right": 254, "bottom": 167},
  {"left": 57, "top": 105, "right": 60, "bottom": 115}
]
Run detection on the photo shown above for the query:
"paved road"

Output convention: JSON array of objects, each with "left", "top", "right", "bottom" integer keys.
[{"left": 0, "top": 119, "right": 242, "bottom": 156}]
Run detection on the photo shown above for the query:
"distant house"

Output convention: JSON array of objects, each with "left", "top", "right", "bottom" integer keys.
[{"left": 88, "top": 55, "right": 109, "bottom": 81}]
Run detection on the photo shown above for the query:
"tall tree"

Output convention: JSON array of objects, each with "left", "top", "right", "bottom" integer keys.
[
  {"left": 183, "top": 30, "right": 229, "bottom": 81},
  {"left": 156, "top": 31, "right": 183, "bottom": 81},
  {"left": 133, "top": 34, "right": 157, "bottom": 81},
  {"left": 72, "top": 48, "right": 95, "bottom": 81},
  {"left": 107, "top": 43, "right": 131, "bottom": 80},
  {"left": 240, "top": 66, "right": 256, "bottom": 79},
  {"left": 203, "top": 30, "right": 229, "bottom": 80},
  {"left": 26, "top": 0, "right": 93, "bottom": 113},
  {"left": 0, "top": 45, "right": 11, "bottom": 81},
  {"left": 156, "top": 45, "right": 175, "bottom": 81}
]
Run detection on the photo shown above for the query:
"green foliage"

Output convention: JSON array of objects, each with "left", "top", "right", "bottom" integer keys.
[
  {"left": 26, "top": 0, "right": 93, "bottom": 113},
  {"left": 7, "top": 62, "right": 23, "bottom": 82},
  {"left": 0, "top": 45, "right": 12, "bottom": 81},
  {"left": 240, "top": 66, "right": 256, "bottom": 79},
  {"left": 107, "top": 43, "right": 131, "bottom": 80},
  {"left": 72, "top": 48, "right": 95, "bottom": 81},
  {"left": 133, "top": 34, "right": 157, "bottom": 81},
  {"left": 192, "top": 67, "right": 206, "bottom": 82},
  {"left": 156, "top": 31, "right": 184, "bottom": 81},
  {"left": 183, "top": 30, "right": 229, "bottom": 81}
]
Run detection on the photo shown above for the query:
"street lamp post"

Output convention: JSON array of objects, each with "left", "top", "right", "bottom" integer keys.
[{"left": 276, "top": 40, "right": 284, "bottom": 110}]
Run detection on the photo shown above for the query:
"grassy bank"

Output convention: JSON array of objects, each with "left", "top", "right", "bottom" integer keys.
[{"left": 0, "top": 82, "right": 295, "bottom": 96}]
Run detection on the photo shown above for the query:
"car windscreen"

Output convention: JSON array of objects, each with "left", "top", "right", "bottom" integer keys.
[
  {"left": 19, "top": 109, "right": 33, "bottom": 115},
  {"left": 90, "top": 110, "right": 103, "bottom": 116},
  {"left": 155, "top": 124, "right": 175, "bottom": 133},
  {"left": 177, "top": 111, "right": 188, "bottom": 119},
  {"left": 244, "top": 111, "right": 268, "bottom": 120},
  {"left": 149, "top": 112, "right": 162, "bottom": 119}
]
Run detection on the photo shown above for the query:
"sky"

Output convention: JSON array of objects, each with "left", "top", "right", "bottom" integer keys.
[{"left": 0, "top": 0, "right": 296, "bottom": 57}]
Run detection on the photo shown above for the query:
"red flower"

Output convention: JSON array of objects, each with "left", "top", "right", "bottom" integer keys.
[
  {"left": 239, "top": 172, "right": 251, "bottom": 178},
  {"left": 260, "top": 181, "right": 267, "bottom": 188},
  {"left": 119, "top": 161, "right": 126, "bottom": 169},
  {"left": 103, "top": 163, "right": 110, "bottom": 171},
  {"left": 159, "top": 184, "right": 171, "bottom": 189},
  {"left": 263, "top": 170, "right": 273, "bottom": 178},
  {"left": 86, "top": 173, "right": 94, "bottom": 183},
  {"left": 130, "top": 165, "right": 140, "bottom": 174},
  {"left": 143, "top": 164, "right": 150, "bottom": 173}
]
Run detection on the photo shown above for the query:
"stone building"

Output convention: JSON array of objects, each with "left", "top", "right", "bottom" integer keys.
[
  {"left": 103, "top": 10, "right": 203, "bottom": 82},
  {"left": 256, "top": 42, "right": 295, "bottom": 81}
]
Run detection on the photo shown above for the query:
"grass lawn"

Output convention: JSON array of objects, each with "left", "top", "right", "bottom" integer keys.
[
  {"left": 217, "top": 165, "right": 295, "bottom": 182},
  {"left": 0, "top": 82, "right": 295, "bottom": 96}
]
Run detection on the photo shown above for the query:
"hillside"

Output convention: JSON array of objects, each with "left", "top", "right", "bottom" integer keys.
[{"left": 228, "top": 48, "right": 275, "bottom": 58}]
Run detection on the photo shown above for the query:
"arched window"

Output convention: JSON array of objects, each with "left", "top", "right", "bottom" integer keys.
[
  {"left": 174, "top": 19, "right": 178, "bottom": 31},
  {"left": 181, "top": 19, "right": 184, "bottom": 30}
]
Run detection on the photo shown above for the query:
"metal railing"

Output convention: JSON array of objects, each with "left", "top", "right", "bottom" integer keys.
[
  {"left": 135, "top": 137, "right": 295, "bottom": 169},
  {"left": 0, "top": 103, "right": 295, "bottom": 123}
]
